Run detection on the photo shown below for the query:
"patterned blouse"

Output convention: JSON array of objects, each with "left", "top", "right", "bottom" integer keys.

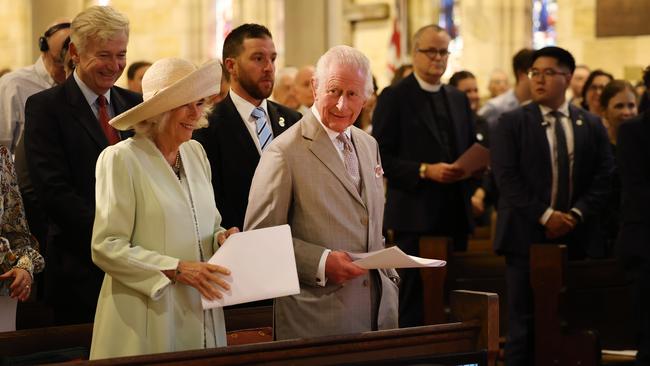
[{"left": 0, "top": 145, "right": 44, "bottom": 296}]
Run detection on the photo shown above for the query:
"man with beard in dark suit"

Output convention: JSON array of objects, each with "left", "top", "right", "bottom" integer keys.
[
  {"left": 23, "top": 6, "right": 141, "bottom": 325},
  {"left": 194, "top": 23, "right": 301, "bottom": 231},
  {"left": 491, "top": 46, "right": 613, "bottom": 365}
]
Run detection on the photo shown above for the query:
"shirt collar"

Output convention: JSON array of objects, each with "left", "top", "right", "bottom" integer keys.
[
  {"left": 413, "top": 72, "right": 442, "bottom": 92},
  {"left": 230, "top": 88, "right": 268, "bottom": 120},
  {"left": 73, "top": 69, "right": 111, "bottom": 106},
  {"left": 35, "top": 56, "right": 56, "bottom": 87},
  {"left": 310, "top": 104, "right": 351, "bottom": 141},
  {"left": 539, "top": 100, "right": 570, "bottom": 119}
]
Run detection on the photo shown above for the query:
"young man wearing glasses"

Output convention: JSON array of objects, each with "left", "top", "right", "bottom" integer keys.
[
  {"left": 372, "top": 24, "right": 476, "bottom": 328},
  {"left": 491, "top": 46, "right": 613, "bottom": 366}
]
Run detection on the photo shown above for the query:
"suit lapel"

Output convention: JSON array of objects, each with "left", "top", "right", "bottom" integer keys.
[
  {"left": 110, "top": 87, "right": 135, "bottom": 140},
  {"left": 442, "top": 85, "right": 468, "bottom": 156},
  {"left": 404, "top": 75, "right": 442, "bottom": 145},
  {"left": 569, "top": 104, "right": 587, "bottom": 183},
  {"left": 267, "top": 101, "right": 290, "bottom": 137},
  {"left": 220, "top": 94, "right": 260, "bottom": 158},
  {"left": 526, "top": 103, "right": 553, "bottom": 181},
  {"left": 65, "top": 77, "right": 107, "bottom": 148},
  {"left": 303, "top": 113, "right": 365, "bottom": 207}
]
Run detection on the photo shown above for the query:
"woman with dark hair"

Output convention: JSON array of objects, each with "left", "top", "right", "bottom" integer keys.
[
  {"left": 599, "top": 80, "right": 637, "bottom": 255},
  {"left": 581, "top": 69, "right": 613, "bottom": 115}
]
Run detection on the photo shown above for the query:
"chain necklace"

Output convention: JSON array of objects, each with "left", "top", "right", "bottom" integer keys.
[{"left": 172, "top": 152, "right": 182, "bottom": 180}]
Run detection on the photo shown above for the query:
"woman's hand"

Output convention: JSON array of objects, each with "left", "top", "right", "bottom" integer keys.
[
  {"left": 216, "top": 227, "right": 240, "bottom": 246},
  {"left": 0, "top": 268, "right": 32, "bottom": 302},
  {"left": 171, "top": 261, "right": 231, "bottom": 300}
]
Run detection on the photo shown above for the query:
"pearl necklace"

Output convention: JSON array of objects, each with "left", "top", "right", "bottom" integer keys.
[{"left": 172, "top": 152, "right": 182, "bottom": 180}]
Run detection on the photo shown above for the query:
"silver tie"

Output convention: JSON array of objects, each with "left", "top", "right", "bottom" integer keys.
[{"left": 337, "top": 133, "right": 361, "bottom": 193}]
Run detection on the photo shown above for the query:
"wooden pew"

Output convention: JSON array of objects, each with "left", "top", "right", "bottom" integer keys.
[
  {"left": 0, "top": 306, "right": 273, "bottom": 361},
  {"left": 530, "top": 244, "right": 636, "bottom": 366},
  {"left": 0, "top": 291, "right": 497, "bottom": 365},
  {"left": 72, "top": 290, "right": 499, "bottom": 365},
  {"left": 419, "top": 236, "right": 507, "bottom": 338}
]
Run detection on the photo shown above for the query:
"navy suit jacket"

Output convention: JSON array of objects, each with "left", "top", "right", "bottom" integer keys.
[
  {"left": 24, "top": 75, "right": 141, "bottom": 311},
  {"left": 491, "top": 102, "right": 613, "bottom": 257},
  {"left": 617, "top": 111, "right": 650, "bottom": 261},
  {"left": 372, "top": 74, "right": 475, "bottom": 232},
  {"left": 193, "top": 93, "right": 301, "bottom": 230}
]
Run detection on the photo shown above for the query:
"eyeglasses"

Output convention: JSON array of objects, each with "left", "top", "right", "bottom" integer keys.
[
  {"left": 416, "top": 48, "right": 450, "bottom": 59},
  {"left": 588, "top": 84, "right": 607, "bottom": 92},
  {"left": 527, "top": 69, "right": 570, "bottom": 79}
]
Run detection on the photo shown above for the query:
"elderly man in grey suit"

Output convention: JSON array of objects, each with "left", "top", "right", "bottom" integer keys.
[{"left": 245, "top": 45, "right": 399, "bottom": 340}]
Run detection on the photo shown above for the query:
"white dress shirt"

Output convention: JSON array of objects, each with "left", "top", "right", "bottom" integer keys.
[
  {"left": 230, "top": 89, "right": 270, "bottom": 154},
  {"left": 73, "top": 70, "right": 112, "bottom": 120},
  {"left": 0, "top": 57, "right": 56, "bottom": 153},
  {"left": 537, "top": 101, "right": 582, "bottom": 224}
]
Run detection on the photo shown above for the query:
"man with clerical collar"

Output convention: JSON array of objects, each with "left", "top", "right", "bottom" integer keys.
[{"left": 372, "top": 24, "right": 477, "bottom": 328}]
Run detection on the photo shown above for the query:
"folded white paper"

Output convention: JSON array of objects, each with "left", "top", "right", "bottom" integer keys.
[
  {"left": 455, "top": 142, "right": 490, "bottom": 179},
  {"left": 349, "top": 246, "right": 446, "bottom": 269},
  {"left": 201, "top": 224, "right": 300, "bottom": 309},
  {"left": 0, "top": 295, "right": 17, "bottom": 332}
]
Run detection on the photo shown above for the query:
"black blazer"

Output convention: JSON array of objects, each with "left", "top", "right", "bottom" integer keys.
[
  {"left": 23, "top": 76, "right": 141, "bottom": 313},
  {"left": 193, "top": 93, "right": 301, "bottom": 230},
  {"left": 617, "top": 111, "right": 650, "bottom": 261},
  {"left": 491, "top": 102, "right": 613, "bottom": 257},
  {"left": 372, "top": 74, "right": 475, "bottom": 232}
]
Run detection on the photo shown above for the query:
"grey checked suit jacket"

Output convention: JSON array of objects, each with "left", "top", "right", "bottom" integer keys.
[{"left": 244, "top": 111, "right": 399, "bottom": 340}]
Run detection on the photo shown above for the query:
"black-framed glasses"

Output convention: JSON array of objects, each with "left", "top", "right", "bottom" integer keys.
[
  {"left": 416, "top": 48, "right": 450, "bottom": 59},
  {"left": 527, "top": 69, "right": 570, "bottom": 79}
]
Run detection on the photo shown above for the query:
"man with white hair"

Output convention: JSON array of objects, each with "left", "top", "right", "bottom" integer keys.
[
  {"left": 0, "top": 19, "right": 71, "bottom": 153},
  {"left": 245, "top": 45, "right": 399, "bottom": 340},
  {"left": 23, "top": 6, "right": 142, "bottom": 325}
]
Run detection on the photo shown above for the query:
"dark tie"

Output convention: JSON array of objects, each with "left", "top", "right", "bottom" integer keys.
[
  {"left": 336, "top": 133, "right": 361, "bottom": 194},
  {"left": 251, "top": 107, "right": 273, "bottom": 151},
  {"left": 97, "top": 95, "right": 120, "bottom": 145},
  {"left": 551, "top": 111, "right": 570, "bottom": 211}
]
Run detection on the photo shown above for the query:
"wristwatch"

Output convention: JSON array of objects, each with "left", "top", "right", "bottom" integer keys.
[{"left": 419, "top": 163, "right": 427, "bottom": 179}]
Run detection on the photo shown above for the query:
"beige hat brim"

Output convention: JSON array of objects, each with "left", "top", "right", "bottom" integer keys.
[{"left": 110, "top": 59, "right": 221, "bottom": 131}]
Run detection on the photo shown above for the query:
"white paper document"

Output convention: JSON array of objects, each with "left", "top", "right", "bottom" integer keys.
[
  {"left": 349, "top": 246, "right": 446, "bottom": 269},
  {"left": 201, "top": 224, "right": 300, "bottom": 310},
  {"left": 455, "top": 143, "right": 490, "bottom": 179},
  {"left": 0, "top": 295, "right": 17, "bottom": 332}
]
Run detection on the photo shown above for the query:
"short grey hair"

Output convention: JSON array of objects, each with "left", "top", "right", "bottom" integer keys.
[
  {"left": 313, "top": 45, "right": 373, "bottom": 99},
  {"left": 133, "top": 105, "right": 212, "bottom": 139},
  {"left": 411, "top": 24, "right": 447, "bottom": 51},
  {"left": 70, "top": 6, "right": 129, "bottom": 54}
]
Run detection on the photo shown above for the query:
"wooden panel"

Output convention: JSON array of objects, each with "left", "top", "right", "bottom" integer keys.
[{"left": 596, "top": 0, "right": 650, "bottom": 37}]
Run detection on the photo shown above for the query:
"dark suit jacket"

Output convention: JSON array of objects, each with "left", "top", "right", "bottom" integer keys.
[
  {"left": 491, "top": 102, "right": 613, "bottom": 257},
  {"left": 23, "top": 76, "right": 141, "bottom": 316},
  {"left": 617, "top": 111, "right": 650, "bottom": 261},
  {"left": 193, "top": 93, "right": 301, "bottom": 230},
  {"left": 372, "top": 74, "right": 475, "bottom": 233}
]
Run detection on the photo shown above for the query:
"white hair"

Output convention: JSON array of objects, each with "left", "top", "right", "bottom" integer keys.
[
  {"left": 276, "top": 66, "right": 298, "bottom": 80},
  {"left": 313, "top": 45, "right": 373, "bottom": 99},
  {"left": 70, "top": 6, "right": 129, "bottom": 54}
]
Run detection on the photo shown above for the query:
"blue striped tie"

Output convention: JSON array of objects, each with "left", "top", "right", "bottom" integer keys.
[{"left": 251, "top": 107, "right": 273, "bottom": 151}]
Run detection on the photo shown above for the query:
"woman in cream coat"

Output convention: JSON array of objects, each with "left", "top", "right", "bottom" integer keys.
[{"left": 90, "top": 58, "right": 237, "bottom": 360}]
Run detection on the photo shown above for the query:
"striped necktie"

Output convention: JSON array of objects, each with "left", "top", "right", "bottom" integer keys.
[
  {"left": 337, "top": 132, "right": 361, "bottom": 193},
  {"left": 251, "top": 107, "right": 273, "bottom": 151}
]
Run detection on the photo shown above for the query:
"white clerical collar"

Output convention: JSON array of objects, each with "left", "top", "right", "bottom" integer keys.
[
  {"left": 311, "top": 104, "right": 351, "bottom": 141},
  {"left": 413, "top": 72, "right": 442, "bottom": 92},
  {"left": 73, "top": 69, "right": 111, "bottom": 106}
]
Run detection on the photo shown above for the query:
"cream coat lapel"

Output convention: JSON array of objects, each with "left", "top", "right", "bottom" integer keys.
[{"left": 303, "top": 113, "right": 365, "bottom": 207}]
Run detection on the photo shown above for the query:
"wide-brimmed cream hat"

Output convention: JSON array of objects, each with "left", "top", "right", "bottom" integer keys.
[{"left": 109, "top": 57, "right": 221, "bottom": 131}]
